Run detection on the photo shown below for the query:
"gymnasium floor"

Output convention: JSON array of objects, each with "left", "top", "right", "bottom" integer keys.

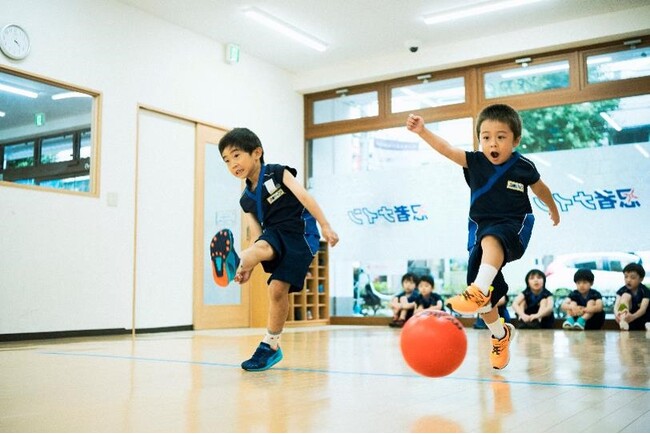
[{"left": 1, "top": 325, "right": 648, "bottom": 432}]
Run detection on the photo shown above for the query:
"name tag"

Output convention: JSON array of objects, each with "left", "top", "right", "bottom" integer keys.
[
  {"left": 267, "top": 187, "right": 285, "bottom": 204},
  {"left": 507, "top": 180, "right": 524, "bottom": 192}
]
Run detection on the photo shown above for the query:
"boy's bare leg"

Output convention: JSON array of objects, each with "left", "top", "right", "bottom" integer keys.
[
  {"left": 268, "top": 280, "right": 291, "bottom": 335},
  {"left": 480, "top": 236, "right": 505, "bottom": 270},
  {"left": 235, "top": 240, "right": 275, "bottom": 284}
]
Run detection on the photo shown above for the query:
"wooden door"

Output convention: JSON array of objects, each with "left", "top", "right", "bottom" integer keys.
[{"left": 193, "top": 124, "right": 250, "bottom": 328}]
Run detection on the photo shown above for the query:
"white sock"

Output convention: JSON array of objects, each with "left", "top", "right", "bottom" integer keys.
[
  {"left": 486, "top": 318, "right": 505, "bottom": 339},
  {"left": 263, "top": 331, "right": 281, "bottom": 350},
  {"left": 474, "top": 264, "right": 498, "bottom": 295}
]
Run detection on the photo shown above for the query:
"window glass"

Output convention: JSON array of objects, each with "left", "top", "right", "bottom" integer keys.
[
  {"left": 587, "top": 46, "right": 650, "bottom": 83},
  {"left": 519, "top": 94, "right": 650, "bottom": 153},
  {"left": 80, "top": 130, "right": 91, "bottom": 158},
  {"left": 4, "top": 141, "right": 34, "bottom": 169},
  {"left": 312, "top": 91, "right": 378, "bottom": 124},
  {"left": 41, "top": 134, "right": 74, "bottom": 164},
  {"left": 484, "top": 60, "right": 570, "bottom": 98},
  {"left": 40, "top": 175, "right": 89, "bottom": 192},
  {"left": 391, "top": 77, "right": 465, "bottom": 113},
  {"left": 309, "top": 117, "right": 473, "bottom": 181}
]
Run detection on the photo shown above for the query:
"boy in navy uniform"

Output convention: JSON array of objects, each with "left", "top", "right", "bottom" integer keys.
[
  {"left": 408, "top": 274, "right": 444, "bottom": 313},
  {"left": 219, "top": 128, "right": 339, "bottom": 371},
  {"left": 512, "top": 269, "right": 555, "bottom": 329},
  {"left": 407, "top": 104, "right": 559, "bottom": 369},
  {"left": 614, "top": 263, "right": 650, "bottom": 331},
  {"left": 561, "top": 269, "right": 605, "bottom": 330}
]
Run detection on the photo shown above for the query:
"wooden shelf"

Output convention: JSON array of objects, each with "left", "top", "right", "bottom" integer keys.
[
  {"left": 249, "top": 240, "right": 329, "bottom": 327},
  {"left": 286, "top": 240, "right": 329, "bottom": 325}
]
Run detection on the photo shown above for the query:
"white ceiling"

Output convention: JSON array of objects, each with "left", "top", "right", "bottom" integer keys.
[{"left": 117, "top": 0, "right": 649, "bottom": 77}]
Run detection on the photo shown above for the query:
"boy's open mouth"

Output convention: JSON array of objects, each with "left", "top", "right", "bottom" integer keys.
[{"left": 490, "top": 151, "right": 499, "bottom": 159}]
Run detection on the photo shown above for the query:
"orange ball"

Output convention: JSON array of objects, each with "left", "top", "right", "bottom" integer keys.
[{"left": 400, "top": 310, "right": 467, "bottom": 377}]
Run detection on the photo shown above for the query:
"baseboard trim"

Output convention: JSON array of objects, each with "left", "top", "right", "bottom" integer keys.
[{"left": 0, "top": 325, "right": 194, "bottom": 342}]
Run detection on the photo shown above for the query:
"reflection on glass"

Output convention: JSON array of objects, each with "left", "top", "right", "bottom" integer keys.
[
  {"left": 391, "top": 77, "right": 465, "bottom": 113},
  {"left": 587, "top": 46, "right": 650, "bottom": 83},
  {"left": 313, "top": 91, "right": 378, "bottom": 124},
  {"left": 41, "top": 134, "right": 74, "bottom": 164},
  {"left": 4, "top": 141, "right": 34, "bottom": 169},
  {"left": 484, "top": 60, "right": 570, "bottom": 98},
  {"left": 0, "top": 67, "right": 98, "bottom": 193},
  {"left": 519, "top": 94, "right": 650, "bottom": 153},
  {"left": 309, "top": 118, "right": 473, "bottom": 180}
]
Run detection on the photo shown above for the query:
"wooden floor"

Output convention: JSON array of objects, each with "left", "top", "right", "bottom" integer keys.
[{"left": 1, "top": 326, "right": 649, "bottom": 433}]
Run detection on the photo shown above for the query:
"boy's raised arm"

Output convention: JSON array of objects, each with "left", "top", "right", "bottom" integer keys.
[{"left": 406, "top": 114, "right": 467, "bottom": 168}]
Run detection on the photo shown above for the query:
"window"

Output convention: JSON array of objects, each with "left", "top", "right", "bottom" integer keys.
[
  {"left": 312, "top": 90, "right": 378, "bottom": 124},
  {"left": 390, "top": 76, "right": 465, "bottom": 113},
  {"left": 586, "top": 44, "right": 650, "bottom": 84},
  {"left": 483, "top": 59, "right": 570, "bottom": 99},
  {"left": 0, "top": 66, "right": 100, "bottom": 194}
]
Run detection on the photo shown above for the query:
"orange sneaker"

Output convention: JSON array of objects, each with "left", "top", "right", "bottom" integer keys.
[
  {"left": 446, "top": 284, "right": 492, "bottom": 315},
  {"left": 490, "top": 323, "right": 515, "bottom": 370}
]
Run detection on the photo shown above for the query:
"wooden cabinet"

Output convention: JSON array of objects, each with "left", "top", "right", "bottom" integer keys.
[
  {"left": 287, "top": 240, "right": 329, "bottom": 325},
  {"left": 249, "top": 240, "right": 329, "bottom": 327}
]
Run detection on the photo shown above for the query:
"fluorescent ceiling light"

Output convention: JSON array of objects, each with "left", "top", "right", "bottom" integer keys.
[
  {"left": 600, "top": 112, "right": 622, "bottom": 131},
  {"left": 51, "top": 92, "right": 92, "bottom": 100},
  {"left": 423, "top": 0, "right": 545, "bottom": 24},
  {"left": 0, "top": 83, "right": 38, "bottom": 98},
  {"left": 243, "top": 6, "right": 328, "bottom": 52},
  {"left": 0, "top": 110, "right": 5, "bottom": 117}
]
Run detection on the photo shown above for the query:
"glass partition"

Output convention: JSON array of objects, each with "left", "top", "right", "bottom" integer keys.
[
  {"left": 0, "top": 66, "right": 100, "bottom": 194},
  {"left": 587, "top": 45, "right": 650, "bottom": 83},
  {"left": 484, "top": 60, "right": 570, "bottom": 99}
]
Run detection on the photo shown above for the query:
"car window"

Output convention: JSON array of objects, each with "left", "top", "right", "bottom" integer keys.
[
  {"left": 609, "top": 260, "right": 624, "bottom": 272},
  {"left": 574, "top": 261, "right": 598, "bottom": 270}
]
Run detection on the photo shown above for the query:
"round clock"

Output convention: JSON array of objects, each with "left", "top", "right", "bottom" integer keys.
[{"left": 0, "top": 24, "right": 31, "bottom": 60}]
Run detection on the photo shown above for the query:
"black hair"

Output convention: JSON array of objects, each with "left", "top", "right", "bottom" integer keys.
[
  {"left": 402, "top": 272, "right": 418, "bottom": 285},
  {"left": 623, "top": 262, "right": 645, "bottom": 279},
  {"left": 218, "top": 127, "right": 265, "bottom": 164},
  {"left": 573, "top": 268, "right": 594, "bottom": 284},
  {"left": 418, "top": 274, "right": 435, "bottom": 287},
  {"left": 525, "top": 268, "right": 546, "bottom": 288},
  {"left": 476, "top": 103, "right": 522, "bottom": 140}
]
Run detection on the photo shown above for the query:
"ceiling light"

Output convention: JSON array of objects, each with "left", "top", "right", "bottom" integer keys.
[
  {"left": 0, "top": 110, "right": 5, "bottom": 117},
  {"left": 51, "top": 92, "right": 92, "bottom": 100},
  {"left": 0, "top": 83, "right": 38, "bottom": 98},
  {"left": 423, "top": 0, "right": 546, "bottom": 25},
  {"left": 567, "top": 174, "right": 584, "bottom": 184},
  {"left": 242, "top": 7, "right": 328, "bottom": 52}
]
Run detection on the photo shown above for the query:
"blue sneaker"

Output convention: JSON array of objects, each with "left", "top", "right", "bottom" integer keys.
[
  {"left": 241, "top": 342, "right": 283, "bottom": 371},
  {"left": 574, "top": 317, "right": 586, "bottom": 330},
  {"left": 562, "top": 317, "right": 575, "bottom": 329}
]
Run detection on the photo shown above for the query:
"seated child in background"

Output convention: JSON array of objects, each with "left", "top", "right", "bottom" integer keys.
[
  {"left": 614, "top": 263, "right": 650, "bottom": 331},
  {"left": 561, "top": 269, "right": 605, "bottom": 330},
  {"left": 473, "top": 295, "right": 511, "bottom": 329},
  {"left": 389, "top": 272, "right": 419, "bottom": 328},
  {"left": 409, "top": 274, "right": 444, "bottom": 314},
  {"left": 512, "top": 269, "right": 555, "bottom": 329}
]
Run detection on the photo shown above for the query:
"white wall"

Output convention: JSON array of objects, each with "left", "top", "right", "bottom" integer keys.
[{"left": 0, "top": 0, "right": 303, "bottom": 334}]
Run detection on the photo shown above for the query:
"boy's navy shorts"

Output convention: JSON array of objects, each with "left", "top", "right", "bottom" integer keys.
[
  {"left": 467, "top": 214, "right": 535, "bottom": 304},
  {"left": 258, "top": 228, "right": 320, "bottom": 293}
]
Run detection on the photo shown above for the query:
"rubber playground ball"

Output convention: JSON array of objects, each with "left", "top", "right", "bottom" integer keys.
[{"left": 400, "top": 310, "right": 467, "bottom": 377}]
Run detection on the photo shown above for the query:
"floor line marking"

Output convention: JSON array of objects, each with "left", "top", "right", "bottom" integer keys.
[{"left": 39, "top": 351, "right": 650, "bottom": 392}]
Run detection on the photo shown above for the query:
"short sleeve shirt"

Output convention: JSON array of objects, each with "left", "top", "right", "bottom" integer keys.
[
  {"left": 408, "top": 292, "right": 443, "bottom": 309},
  {"left": 240, "top": 163, "right": 318, "bottom": 235},
  {"left": 616, "top": 284, "right": 650, "bottom": 312},
  {"left": 568, "top": 289, "right": 603, "bottom": 307},
  {"left": 522, "top": 288, "right": 553, "bottom": 309},
  {"left": 463, "top": 151, "right": 540, "bottom": 223}
]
